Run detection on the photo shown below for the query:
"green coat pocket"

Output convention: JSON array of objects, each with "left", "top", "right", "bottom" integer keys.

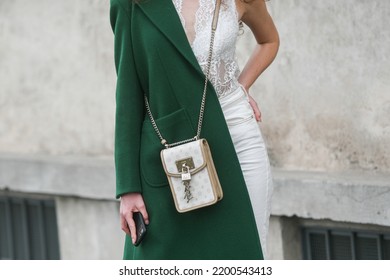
[{"left": 140, "top": 108, "right": 196, "bottom": 187}]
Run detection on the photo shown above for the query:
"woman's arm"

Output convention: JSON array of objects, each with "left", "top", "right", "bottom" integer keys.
[
  {"left": 236, "top": 0, "right": 280, "bottom": 121},
  {"left": 111, "top": 0, "right": 149, "bottom": 243}
]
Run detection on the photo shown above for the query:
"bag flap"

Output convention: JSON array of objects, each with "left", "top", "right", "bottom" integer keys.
[{"left": 160, "top": 139, "right": 208, "bottom": 177}]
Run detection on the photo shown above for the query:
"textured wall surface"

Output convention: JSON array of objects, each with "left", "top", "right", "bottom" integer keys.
[
  {"left": 0, "top": 0, "right": 115, "bottom": 156},
  {"left": 237, "top": 0, "right": 390, "bottom": 172},
  {"left": 56, "top": 197, "right": 123, "bottom": 259},
  {"left": 1, "top": 0, "right": 389, "bottom": 170},
  {"left": 1, "top": 1, "right": 389, "bottom": 260}
]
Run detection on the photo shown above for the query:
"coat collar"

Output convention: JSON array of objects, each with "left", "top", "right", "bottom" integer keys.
[{"left": 137, "top": 0, "right": 204, "bottom": 77}]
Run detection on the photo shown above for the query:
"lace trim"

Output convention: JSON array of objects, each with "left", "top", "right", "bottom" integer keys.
[
  {"left": 172, "top": 0, "right": 185, "bottom": 27},
  {"left": 173, "top": 0, "right": 242, "bottom": 98}
]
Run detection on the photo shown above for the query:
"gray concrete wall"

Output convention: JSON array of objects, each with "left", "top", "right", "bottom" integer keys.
[
  {"left": 56, "top": 197, "right": 123, "bottom": 260},
  {"left": 1, "top": 0, "right": 389, "bottom": 260},
  {"left": 0, "top": 154, "right": 123, "bottom": 260},
  {"left": 1, "top": 1, "right": 389, "bottom": 172},
  {"left": 237, "top": 0, "right": 390, "bottom": 172},
  {"left": 2, "top": 154, "right": 389, "bottom": 259},
  {"left": 0, "top": 0, "right": 115, "bottom": 156}
]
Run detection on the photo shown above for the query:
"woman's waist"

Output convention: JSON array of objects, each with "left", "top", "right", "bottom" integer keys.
[
  {"left": 217, "top": 82, "right": 249, "bottom": 106},
  {"left": 213, "top": 78, "right": 240, "bottom": 97}
]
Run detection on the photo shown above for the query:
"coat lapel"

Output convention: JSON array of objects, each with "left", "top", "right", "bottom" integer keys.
[{"left": 136, "top": 0, "right": 204, "bottom": 77}]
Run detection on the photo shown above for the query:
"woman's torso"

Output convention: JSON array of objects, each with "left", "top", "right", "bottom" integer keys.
[{"left": 172, "top": 0, "right": 242, "bottom": 98}]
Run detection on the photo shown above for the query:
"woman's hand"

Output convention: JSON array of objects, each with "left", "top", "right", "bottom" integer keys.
[
  {"left": 120, "top": 193, "right": 149, "bottom": 244},
  {"left": 241, "top": 84, "right": 262, "bottom": 122},
  {"left": 248, "top": 94, "right": 262, "bottom": 122}
]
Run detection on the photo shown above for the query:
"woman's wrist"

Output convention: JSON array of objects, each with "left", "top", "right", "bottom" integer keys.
[{"left": 238, "top": 82, "right": 251, "bottom": 100}]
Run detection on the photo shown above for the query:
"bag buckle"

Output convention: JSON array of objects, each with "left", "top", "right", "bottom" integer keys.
[{"left": 175, "top": 157, "right": 195, "bottom": 172}]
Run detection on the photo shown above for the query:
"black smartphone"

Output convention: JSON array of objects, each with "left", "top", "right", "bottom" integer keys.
[{"left": 133, "top": 212, "right": 147, "bottom": 246}]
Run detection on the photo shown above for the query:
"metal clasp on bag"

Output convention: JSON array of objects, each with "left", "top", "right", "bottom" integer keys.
[
  {"left": 181, "top": 165, "right": 193, "bottom": 203},
  {"left": 181, "top": 165, "right": 191, "bottom": 182},
  {"left": 176, "top": 158, "right": 195, "bottom": 203},
  {"left": 175, "top": 157, "right": 195, "bottom": 172}
]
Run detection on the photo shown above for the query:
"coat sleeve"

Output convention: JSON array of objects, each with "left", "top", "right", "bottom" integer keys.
[{"left": 110, "top": 0, "right": 144, "bottom": 198}]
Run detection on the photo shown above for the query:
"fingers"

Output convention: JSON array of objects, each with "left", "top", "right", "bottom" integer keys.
[
  {"left": 241, "top": 86, "right": 262, "bottom": 122},
  {"left": 257, "top": 110, "right": 262, "bottom": 122},
  {"left": 249, "top": 98, "right": 262, "bottom": 122},
  {"left": 126, "top": 212, "right": 137, "bottom": 244},
  {"left": 138, "top": 206, "right": 150, "bottom": 225},
  {"left": 120, "top": 215, "right": 131, "bottom": 236},
  {"left": 253, "top": 105, "right": 262, "bottom": 122},
  {"left": 119, "top": 193, "right": 149, "bottom": 244},
  {"left": 121, "top": 212, "right": 136, "bottom": 243}
]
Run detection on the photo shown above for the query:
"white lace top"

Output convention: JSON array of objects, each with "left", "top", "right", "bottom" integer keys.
[{"left": 172, "top": 0, "right": 242, "bottom": 98}]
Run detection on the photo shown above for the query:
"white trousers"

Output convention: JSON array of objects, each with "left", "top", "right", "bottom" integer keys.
[{"left": 218, "top": 85, "right": 274, "bottom": 259}]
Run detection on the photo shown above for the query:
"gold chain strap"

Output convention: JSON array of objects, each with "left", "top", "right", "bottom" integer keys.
[{"left": 144, "top": 0, "right": 222, "bottom": 149}]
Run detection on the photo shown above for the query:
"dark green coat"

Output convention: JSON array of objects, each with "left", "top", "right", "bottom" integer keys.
[{"left": 110, "top": 0, "right": 263, "bottom": 259}]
